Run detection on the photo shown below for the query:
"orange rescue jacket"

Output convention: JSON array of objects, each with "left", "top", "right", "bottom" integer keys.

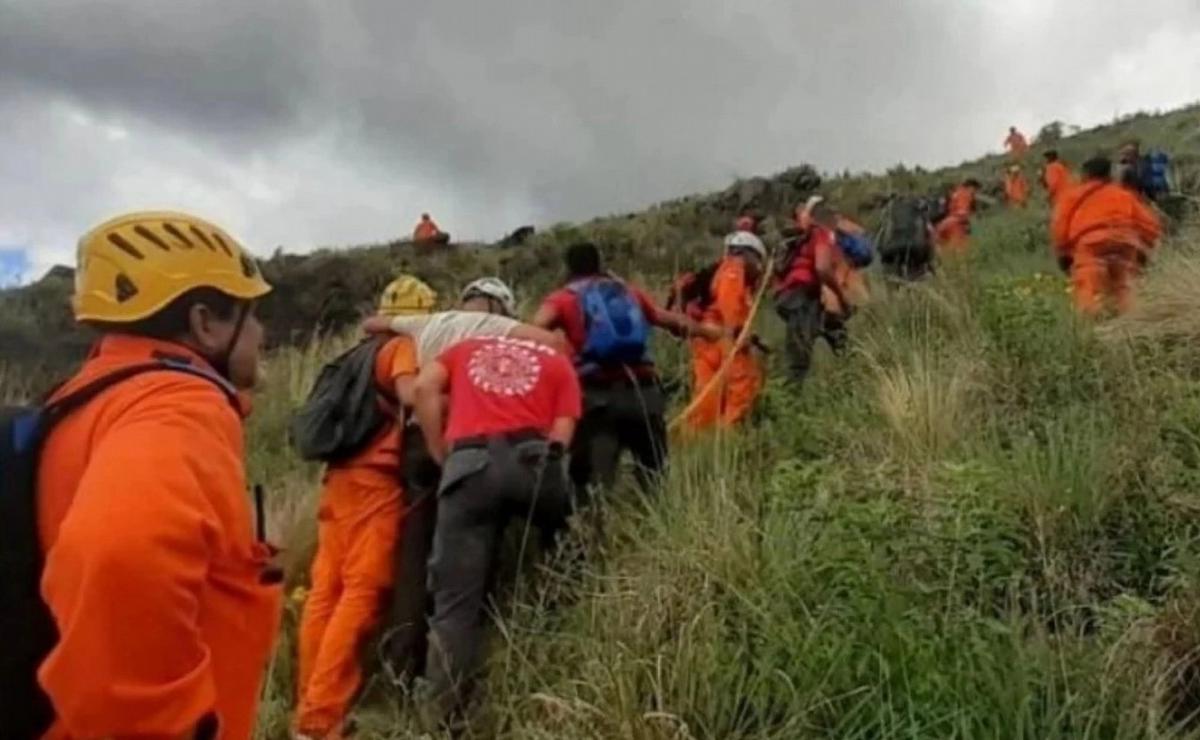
[
  {"left": 1050, "top": 181, "right": 1163, "bottom": 258},
  {"left": 37, "top": 335, "right": 281, "bottom": 740}
]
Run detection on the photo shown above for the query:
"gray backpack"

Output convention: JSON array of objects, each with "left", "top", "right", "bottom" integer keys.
[
  {"left": 290, "top": 337, "right": 390, "bottom": 462},
  {"left": 877, "top": 196, "right": 932, "bottom": 259}
]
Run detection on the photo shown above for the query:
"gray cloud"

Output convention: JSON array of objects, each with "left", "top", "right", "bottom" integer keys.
[{"left": 2, "top": 0, "right": 1200, "bottom": 277}]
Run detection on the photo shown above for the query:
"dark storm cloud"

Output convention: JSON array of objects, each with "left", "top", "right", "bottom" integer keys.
[{"left": 2, "top": 0, "right": 1199, "bottom": 273}]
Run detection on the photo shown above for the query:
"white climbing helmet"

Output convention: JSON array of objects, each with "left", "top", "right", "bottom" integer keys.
[
  {"left": 460, "top": 276, "right": 517, "bottom": 316},
  {"left": 724, "top": 230, "right": 767, "bottom": 260}
]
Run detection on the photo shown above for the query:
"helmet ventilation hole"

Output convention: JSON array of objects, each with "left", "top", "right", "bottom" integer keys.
[
  {"left": 115, "top": 273, "right": 139, "bottom": 302},
  {"left": 211, "top": 233, "right": 234, "bottom": 257},
  {"left": 161, "top": 223, "right": 195, "bottom": 248},
  {"left": 106, "top": 233, "right": 145, "bottom": 260},
  {"left": 240, "top": 254, "right": 258, "bottom": 278},
  {"left": 133, "top": 226, "right": 171, "bottom": 251}
]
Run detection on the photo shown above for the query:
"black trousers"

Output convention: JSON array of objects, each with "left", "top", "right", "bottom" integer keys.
[
  {"left": 423, "top": 435, "right": 572, "bottom": 717},
  {"left": 568, "top": 381, "right": 668, "bottom": 497},
  {"left": 775, "top": 287, "right": 849, "bottom": 384},
  {"left": 382, "top": 424, "right": 441, "bottom": 681}
]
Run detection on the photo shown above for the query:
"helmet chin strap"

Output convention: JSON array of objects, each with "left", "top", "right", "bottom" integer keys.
[{"left": 212, "top": 302, "right": 250, "bottom": 381}]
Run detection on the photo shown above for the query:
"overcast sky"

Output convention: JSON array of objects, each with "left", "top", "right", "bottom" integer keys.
[{"left": 2, "top": 0, "right": 1199, "bottom": 281}]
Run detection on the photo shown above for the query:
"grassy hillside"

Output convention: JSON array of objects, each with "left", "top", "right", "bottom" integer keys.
[{"left": 6, "top": 106, "right": 1200, "bottom": 738}]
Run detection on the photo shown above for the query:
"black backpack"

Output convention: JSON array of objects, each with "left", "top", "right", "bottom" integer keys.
[
  {"left": 0, "top": 359, "right": 236, "bottom": 739},
  {"left": 290, "top": 337, "right": 392, "bottom": 462},
  {"left": 877, "top": 196, "right": 933, "bottom": 259}
]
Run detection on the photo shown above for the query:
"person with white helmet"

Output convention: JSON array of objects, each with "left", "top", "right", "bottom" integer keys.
[
  {"left": 684, "top": 230, "right": 767, "bottom": 430},
  {"left": 357, "top": 275, "right": 568, "bottom": 684}
]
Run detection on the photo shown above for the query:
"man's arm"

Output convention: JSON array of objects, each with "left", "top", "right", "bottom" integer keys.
[
  {"left": 530, "top": 301, "right": 560, "bottom": 330},
  {"left": 548, "top": 417, "right": 577, "bottom": 447},
  {"left": 507, "top": 323, "right": 572, "bottom": 355},
  {"left": 814, "top": 239, "right": 850, "bottom": 309},
  {"left": 651, "top": 307, "right": 727, "bottom": 341},
  {"left": 413, "top": 360, "right": 451, "bottom": 464}
]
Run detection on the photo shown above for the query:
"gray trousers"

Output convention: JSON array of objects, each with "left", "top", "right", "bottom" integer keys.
[{"left": 423, "top": 435, "right": 572, "bottom": 717}]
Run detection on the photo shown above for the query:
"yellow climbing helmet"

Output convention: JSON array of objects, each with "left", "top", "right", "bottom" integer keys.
[
  {"left": 378, "top": 275, "right": 437, "bottom": 316},
  {"left": 74, "top": 211, "right": 271, "bottom": 323}
]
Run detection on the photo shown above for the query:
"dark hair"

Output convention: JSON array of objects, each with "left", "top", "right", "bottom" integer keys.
[
  {"left": 565, "top": 241, "right": 602, "bottom": 278},
  {"left": 963, "top": 178, "right": 981, "bottom": 189},
  {"left": 90, "top": 287, "right": 243, "bottom": 340},
  {"left": 1082, "top": 156, "right": 1112, "bottom": 181},
  {"left": 1044, "top": 150, "right": 1059, "bottom": 161}
]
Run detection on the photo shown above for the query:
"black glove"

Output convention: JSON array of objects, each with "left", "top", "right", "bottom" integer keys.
[{"left": 1057, "top": 254, "right": 1073, "bottom": 274}]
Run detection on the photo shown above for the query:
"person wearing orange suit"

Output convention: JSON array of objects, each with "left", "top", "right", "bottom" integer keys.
[
  {"left": 35, "top": 212, "right": 280, "bottom": 740},
  {"left": 1051, "top": 156, "right": 1163, "bottom": 316},
  {"left": 1004, "top": 126, "right": 1029, "bottom": 161},
  {"left": 685, "top": 230, "right": 766, "bottom": 430},
  {"left": 413, "top": 213, "right": 448, "bottom": 244},
  {"left": 295, "top": 275, "right": 436, "bottom": 739},
  {"left": 935, "top": 179, "right": 980, "bottom": 253},
  {"left": 1004, "top": 166, "right": 1030, "bottom": 208},
  {"left": 1042, "top": 150, "right": 1074, "bottom": 205}
]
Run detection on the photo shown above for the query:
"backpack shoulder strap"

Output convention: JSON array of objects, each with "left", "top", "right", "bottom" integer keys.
[{"left": 43, "top": 359, "right": 238, "bottom": 429}]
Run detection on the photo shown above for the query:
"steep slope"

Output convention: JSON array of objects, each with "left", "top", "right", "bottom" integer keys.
[{"left": 3, "top": 105, "right": 1197, "bottom": 390}]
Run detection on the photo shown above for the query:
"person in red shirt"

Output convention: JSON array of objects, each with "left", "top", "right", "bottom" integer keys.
[
  {"left": 532, "top": 242, "right": 723, "bottom": 493},
  {"left": 295, "top": 275, "right": 434, "bottom": 739},
  {"left": 774, "top": 199, "right": 850, "bottom": 384},
  {"left": 412, "top": 335, "right": 581, "bottom": 719}
]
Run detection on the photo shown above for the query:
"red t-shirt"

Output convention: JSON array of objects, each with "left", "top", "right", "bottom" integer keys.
[
  {"left": 540, "top": 279, "right": 662, "bottom": 357},
  {"left": 776, "top": 225, "right": 837, "bottom": 295},
  {"left": 438, "top": 336, "right": 582, "bottom": 443}
]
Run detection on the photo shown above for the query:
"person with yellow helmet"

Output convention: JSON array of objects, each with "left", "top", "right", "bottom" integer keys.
[
  {"left": 32, "top": 212, "right": 279, "bottom": 739},
  {"left": 295, "top": 274, "right": 436, "bottom": 739}
]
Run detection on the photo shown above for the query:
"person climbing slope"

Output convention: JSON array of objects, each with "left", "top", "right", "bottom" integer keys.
[
  {"left": 935, "top": 179, "right": 980, "bottom": 253},
  {"left": 1005, "top": 165, "right": 1030, "bottom": 208},
  {"left": 685, "top": 231, "right": 766, "bottom": 430},
  {"left": 1051, "top": 156, "right": 1163, "bottom": 316},
  {"left": 1042, "top": 150, "right": 1074, "bottom": 205},
  {"left": 774, "top": 200, "right": 851, "bottom": 385},
  {"left": 412, "top": 333, "right": 581, "bottom": 722},
  {"left": 532, "top": 242, "right": 724, "bottom": 494},
  {"left": 30, "top": 212, "right": 280, "bottom": 740},
  {"left": 876, "top": 194, "right": 937, "bottom": 283},
  {"left": 294, "top": 275, "right": 435, "bottom": 739},
  {"left": 357, "top": 276, "right": 568, "bottom": 683},
  {"left": 1004, "top": 126, "right": 1030, "bottom": 161}
]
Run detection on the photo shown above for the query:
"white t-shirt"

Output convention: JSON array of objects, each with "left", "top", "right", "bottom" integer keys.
[{"left": 388, "top": 311, "right": 521, "bottom": 365}]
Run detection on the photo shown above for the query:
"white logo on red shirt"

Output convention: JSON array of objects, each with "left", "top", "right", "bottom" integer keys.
[{"left": 466, "top": 338, "right": 549, "bottom": 397}]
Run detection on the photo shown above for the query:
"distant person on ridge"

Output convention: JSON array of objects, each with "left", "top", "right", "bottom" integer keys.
[
  {"left": 532, "top": 242, "right": 725, "bottom": 494},
  {"left": 1051, "top": 155, "right": 1162, "bottom": 316},
  {"left": 684, "top": 231, "right": 766, "bottom": 430},
  {"left": 413, "top": 213, "right": 449, "bottom": 245},
  {"left": 774, "top": 199, "right": 851, "bottom": 385},
  {"left": 1004, "top": 165, "right": 1030, "bottom": 208},
  {"left": 1042, "top": 150, "right": 1074, "bottom": 205},
  {"left": 1004, "top": 126, "right": 1029, "bottom": 161},
  {"left": 934, "top": 179, "right": 980, "bottom": 253}
]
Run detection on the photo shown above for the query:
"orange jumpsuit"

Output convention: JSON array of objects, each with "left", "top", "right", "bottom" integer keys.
[
  {"left": 1005, "top": 171, "right": 1030, "bottom": 207},
  {"left": 1051, "top": 181, "right": 1162, "bottom": 316},
  {"left": 1044, "top": 161, "right": 1073, "bottom": 205},
  {"left": 1005, "top": 131, "right": 1029, "bottom": 160},
  {"left": 936, "top": 185, "right": 976, "bottom": 253},
  {"left": 413, "top": 217, "right": 441, "bottom": 242},
  {"left": 686, "top": 256, "right": 763, "bottom": 430},
  {"left": 37, "top": 335, "right": 281, "bottom": 740},
  {"left": 296, "top": 337, "right": 416, "bottom": 736}
]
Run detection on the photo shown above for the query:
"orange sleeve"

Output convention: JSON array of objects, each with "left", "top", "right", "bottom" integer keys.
[
  {"left": 38, "top": 386, "right": 244, "bottom": 737},
  {"left": 711, "top": 259, "right": 750, "bottom": 329},
  {"left": 1050, "top": 188, "right": 1077, "bottom": 255},
  {"left": 377, "top": 336, "right": 419, "bottom": 387}
]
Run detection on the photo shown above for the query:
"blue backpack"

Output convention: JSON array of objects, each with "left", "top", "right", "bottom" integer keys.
[
  {"left": 835, "top": 229, "right": 875, "bottom": 268},
  {"left": 569, "top": 278, "right": 650, "bottom": 368},
  {"left": 1141, "top": 152, "right": 1171, "bottom": 197}
]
